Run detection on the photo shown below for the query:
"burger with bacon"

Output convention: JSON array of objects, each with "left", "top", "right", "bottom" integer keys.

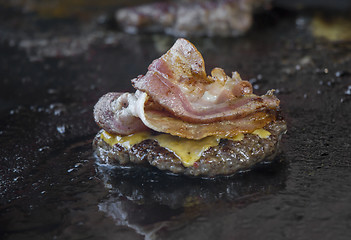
[{"left": 93, "top": 38, "right": 287, "bottom": 177}]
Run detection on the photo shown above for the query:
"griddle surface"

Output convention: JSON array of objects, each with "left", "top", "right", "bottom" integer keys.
[{"left": 1, "top": 2, "right": 351, "bottom": 240}]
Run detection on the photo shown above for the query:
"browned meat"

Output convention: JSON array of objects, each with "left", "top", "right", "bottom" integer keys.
[{"left": 93, "top": 119, "right": 286, "bottom": 177}]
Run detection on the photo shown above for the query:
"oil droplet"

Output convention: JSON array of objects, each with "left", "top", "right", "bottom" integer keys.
[
  {"left": 57, "top": 125, "right": 65, "bottom": 134},
  {"left": 345, "top": 85, "right": 351, "bottom": 95},
  {"left": 335, "top": 70, "right": 350, "bottom": 78}
]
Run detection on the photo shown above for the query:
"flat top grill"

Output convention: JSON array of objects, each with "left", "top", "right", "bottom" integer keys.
[{"left": 1, "top": 1, "right": 351, "bottom": 239}]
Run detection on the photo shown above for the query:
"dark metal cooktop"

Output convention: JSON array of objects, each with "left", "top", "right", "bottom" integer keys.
[{"left": 1, "top": 1, "right": 351, "bottom": 239}]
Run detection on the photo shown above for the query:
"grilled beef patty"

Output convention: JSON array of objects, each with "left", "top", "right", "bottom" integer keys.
[{"left": 93, "top": 120, "right": 287, "bottom": 177}]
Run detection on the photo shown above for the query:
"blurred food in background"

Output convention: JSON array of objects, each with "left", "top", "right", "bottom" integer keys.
[
  {"left": 115, "top": 0, "right": 272, "bottom": 37},
  {"left": 2, "top": 0, "right": 351, "bottom": 40},
  {"left": 311, "top": 14, "right": 351, "bottom": 42}
]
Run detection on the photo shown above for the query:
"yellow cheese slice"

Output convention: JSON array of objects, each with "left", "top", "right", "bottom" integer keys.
[
  {"left": 100, "top": 129, "right": 270, "bottom": 167},
  {"left": 252, "top": 129, "right": 271, "bottom": 138},
  {"left": 101, "top": 131, "right": 150, "bottom": 148},
  {"left": 154, "top": 134, "right": 219, "bottom": 167},
  {"left": 101, "top": 131, "right": 220, "bottom": 167}
]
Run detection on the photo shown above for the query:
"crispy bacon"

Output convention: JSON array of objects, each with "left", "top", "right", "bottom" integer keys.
[
  {"left": 132, "top": 38, "right": 279, "bottom": 124},
  {"left": 133, "top": 91, "right": 276, "bottom": 139},
  {"left": 94, "top": 38, "right": 280, "bottom": 139}
]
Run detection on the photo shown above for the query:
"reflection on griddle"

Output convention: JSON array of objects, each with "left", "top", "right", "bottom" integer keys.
[{"left": 97, "top": 160, "right": 287, "bottom": 239}]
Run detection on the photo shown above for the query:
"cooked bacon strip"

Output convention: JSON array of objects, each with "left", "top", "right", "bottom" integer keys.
[
  {"left": 134, "top": 91, "right": 276, "bottom": 139},
  {"left": 132, "top": 38, "right": 279, "bottom": 124},
  {"left": 94, "top": 38, "right": 280, "bottom": 139}
]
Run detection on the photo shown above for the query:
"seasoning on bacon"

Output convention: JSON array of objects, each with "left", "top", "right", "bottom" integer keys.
[{"left": 94, "top": 38, "right": 281, "bottom": 139}]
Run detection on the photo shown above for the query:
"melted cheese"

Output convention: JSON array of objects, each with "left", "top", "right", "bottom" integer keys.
[
  {"left": 102, "top": 131, "right": 150, "bottom": 148},
  {"left": 102, "top": 131, "right": 220, "bottom": 167},
  {"left": 229, "top": 133, "right": 244, "bottom": 141},
  {"left": 154, "top": 134, "right": 219, "bottom": 167},
  {"left": 101, "top": 129, "right": 270, "bottom": 167},
  {"left": 252, "top": 128, "right": 271, "bottom": 138}
]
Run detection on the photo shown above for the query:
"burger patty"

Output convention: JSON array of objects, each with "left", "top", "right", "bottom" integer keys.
[{"left": 93, "top": 120, "right": 287, "bottom": 177}]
